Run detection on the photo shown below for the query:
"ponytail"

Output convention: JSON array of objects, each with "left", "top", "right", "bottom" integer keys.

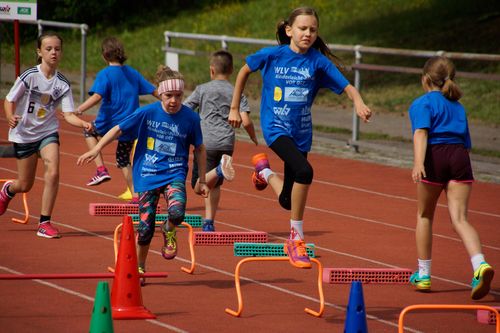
[{"left": 423, "top": 56, "right": 462, "bottom": 101}]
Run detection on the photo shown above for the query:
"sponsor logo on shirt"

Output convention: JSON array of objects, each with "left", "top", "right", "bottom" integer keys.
[
  {"left": 273, "top": 104, "right": 291, "bottom": 116},
  {"left": 144, "top": 153, "right": 159, "bottom": 165},
  {"left": 284, "top": 87, "right": 308, "bottom": 102},
  {"left": 274, "top": 86, "right": 282, "bottom": 102}
]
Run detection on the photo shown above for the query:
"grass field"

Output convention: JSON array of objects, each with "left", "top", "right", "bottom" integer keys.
[{"left": 1, "top": 0, "right": 499, "bottom": 125}]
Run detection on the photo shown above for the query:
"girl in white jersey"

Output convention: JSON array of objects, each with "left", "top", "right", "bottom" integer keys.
[
  {"left": 1, "top": 31, "right": 91, "bottom": 238},
  {"left": 229, "top": 7, "right": 371, "bottom": 269}
]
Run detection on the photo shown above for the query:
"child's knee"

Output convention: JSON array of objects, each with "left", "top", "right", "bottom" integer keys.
[
  {"left": 168, "top": 208, "right": 185, "bottom": 226},
  {"left": 295, "top": 163, "right": 313, "bottom": 184}
]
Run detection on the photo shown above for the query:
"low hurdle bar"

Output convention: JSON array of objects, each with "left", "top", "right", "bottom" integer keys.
[
  {"left": 111, "top": 221, "right": 196, "bottom": 274},
  {"left": 128, "top": 213, "right": 203, "bottom": 228},
  {"left": 0, "top": 272, "right": 168, "bottom": 280},
  {"left": 398, "top": 304, "right": 500, "bottom": 333},
  {"left": 233, "top": 242, "right": 315, "bottom": 257},
  {"left": 478, "top": 306, "right": 500, "bottom": 325},
  {"left": 323, "top": 267, "right": 412, "bottom": 284},
  {"left": 194, "top": 231, "right": 268, "bottom": 245},
  {"left": 89, "top": 203, "right": 162, "bottom": 216},
  {"left": 0, "top": 179, "right": 29, "bottom": 224},
  {"left": 225, "top": 257, "right": 324, "bottom": 318}
]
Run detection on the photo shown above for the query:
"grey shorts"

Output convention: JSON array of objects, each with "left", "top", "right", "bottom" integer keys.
[{"left": 13, "top": 132, "right": 60, "bottom": 159}]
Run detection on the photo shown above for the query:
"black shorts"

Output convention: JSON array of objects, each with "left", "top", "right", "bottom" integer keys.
[
  {"left": 190, "top": 149, "right": 233, "bottom": 189},
  {"left": 423, "top": 144, "right": 474, "bottom": 185}
]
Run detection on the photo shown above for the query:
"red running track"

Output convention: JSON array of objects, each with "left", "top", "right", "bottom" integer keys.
[{"left": 0, "top": 112, "right": 499, "bottom": 332}]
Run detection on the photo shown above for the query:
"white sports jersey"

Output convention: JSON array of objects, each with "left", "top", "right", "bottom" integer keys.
[{"left": 6, "top": 65, "right": 74, "bottom": 143}]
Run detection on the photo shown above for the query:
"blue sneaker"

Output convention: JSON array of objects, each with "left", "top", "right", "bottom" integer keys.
[
  {"left": 471, "top": 262, "right": 494, "bottom": 300},
  {"left": 410, "top": 271, "right": 431, "bottom": 291},
  {"left": 202, "top": 220, "right": 215, "bottom": 232}
]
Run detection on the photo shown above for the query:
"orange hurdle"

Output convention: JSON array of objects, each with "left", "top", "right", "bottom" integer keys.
[
  {"left": 225, "top": 257, "right": 324, "bottom": 318},
  {"left": 111, "top": 221, "right": 196, "bottom": 274},
  {"left": 398, "top": 304, "right": 500, "bottom": 333},
  {"left": 0, "top": 179, "right": 29, "bottom": 224}
]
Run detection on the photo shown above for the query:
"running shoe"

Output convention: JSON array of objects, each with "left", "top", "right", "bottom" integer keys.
[
  {"left": 409, "top": 271, "right": 431, "bottom": 291},
  {"left": 86, "top": 168, "right": 111, "bottom": 186},
  {"left": 161, "top": 226, "right": 177, "bottom": 260},
  {"left": 471, "top": 262, "right": 494, "bottom": 300},
  {"left": 37, "top": 222, "right": 61, "bottom": 239},
  {"left": 138, "top": 266, "right": 146, "bottom": 287},
  {"left": 220, "top": 154, "right": 235, "bottom": 181},
  {"left": 202, "top": 220, "right": 215, "bottom": 232},
  {"left": 251, "top": 153, "right": 270, "bottom": 191},
  {"left": 118, "top": 188, "right": 133, "bottom": 201},
  {"left": 0, "top": 181, "right": 14, "bottom": 216},
  {"left": 283, "top": 239, "right": 312, "bottom": 269}
]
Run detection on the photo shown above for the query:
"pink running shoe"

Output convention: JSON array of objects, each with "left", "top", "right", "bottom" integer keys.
[
  {"left": 0, "top": 181, "right": 14, "bottom": 216},
  {"left": 87, "top": 168, "right": 111, "bottom": 186},
  {"left": 284, "top": 239, "right": 312, "bottom": 269},
  {"left": 37, "top": 222, "right": 61, "bottom": 239},
  {"left": 251, "top": 153, "right": 270, "bottom": 191}
]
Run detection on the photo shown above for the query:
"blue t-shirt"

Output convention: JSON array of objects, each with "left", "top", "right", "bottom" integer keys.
[
  {"left": 246, "top": 45, "right": 349, "bottom": 152},
  {"left": 408, "top": 91, "right": 471, "bottom": 149},
  {"left": 119, "top": 102, "right": 203, "bottom": 192},
  {"left": 90, "top": 65, "right": 156, "bottom": 141}
]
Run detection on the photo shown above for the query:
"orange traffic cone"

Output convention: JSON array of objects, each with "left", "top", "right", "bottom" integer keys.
[{"left": 111, "top": 215, "right": 155, "bottom": 319}]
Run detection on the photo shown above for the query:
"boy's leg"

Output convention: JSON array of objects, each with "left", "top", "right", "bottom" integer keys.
[{"left": 116, "top": 140, "right": 136, "bottom": 201}]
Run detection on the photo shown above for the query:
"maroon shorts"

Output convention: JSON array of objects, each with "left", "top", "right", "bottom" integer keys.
[{"left": 422, "top": 144, "right": 474, "bottom": 185}]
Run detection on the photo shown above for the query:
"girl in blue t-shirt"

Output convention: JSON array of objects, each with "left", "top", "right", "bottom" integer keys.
[
  {"left": 76, "top": 37, "right": 159, "bottom": 202},
  {"left": 228, "top": 7, "right": 372, "bottom": 269},
  {"left": 408, "top": 56, "right": 494, "bottom": 300},
  {"left": 78, "top": 66, "right": 211, "bottom": 282}
]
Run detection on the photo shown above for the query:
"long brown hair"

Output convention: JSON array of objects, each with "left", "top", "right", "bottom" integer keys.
[
  {"left": 275, "top": 7, "right": 345, "bottom": 71},
  {"left": 422, "top": 56, "right": 462, "bottom": 101},
  {"left": 155, "top": 65, "right": 184, "bottom": 85}
]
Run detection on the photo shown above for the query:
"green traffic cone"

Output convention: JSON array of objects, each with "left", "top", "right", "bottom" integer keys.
[{"left": 89, "top": 281, "right": 114, "bottom": 333}]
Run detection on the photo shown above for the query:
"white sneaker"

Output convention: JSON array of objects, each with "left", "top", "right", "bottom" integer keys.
[{"left": 220, "top": 154, "right": 235, "bottom": 181}]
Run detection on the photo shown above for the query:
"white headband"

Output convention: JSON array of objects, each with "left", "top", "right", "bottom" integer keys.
[{"left": 158, "top": 79, "right": 184, "bottom": 94}]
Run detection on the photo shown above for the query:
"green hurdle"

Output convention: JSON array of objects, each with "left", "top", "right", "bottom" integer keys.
[
  {"left": 128, "top": 214, "right": 203, "bottom": 228},
  {"left": 234, "top": 242, "right": 315, "bottom": 257}
]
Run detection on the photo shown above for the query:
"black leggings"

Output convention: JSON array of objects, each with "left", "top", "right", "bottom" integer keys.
[{"left": 269, "top": 136, "right": 313, "bottom": 210}]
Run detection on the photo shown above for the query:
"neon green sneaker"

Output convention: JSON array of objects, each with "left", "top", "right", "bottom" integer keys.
[
  {"left": 138, "top": 266, "right": 146, "bottom": 287},
  {"left": 410, "top": 271, "right": 431, "bottom": 291},
  {"left": 471, "top": 262, "right": 494, "bottom": 300},
  {"left": 161, "top": 227, "right": 177, "bottom": 260}
]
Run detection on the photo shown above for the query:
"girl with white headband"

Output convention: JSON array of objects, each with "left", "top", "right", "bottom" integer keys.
[{"left": 78, "top": 66, "right": 234, "bottom": 282}]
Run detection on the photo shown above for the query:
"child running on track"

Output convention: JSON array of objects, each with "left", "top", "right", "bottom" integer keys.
[
  {"left": 76, "top": 37, "right": 158, "bottom": 204},
  {"left": 1, "top": 31, "right": 92, "bottom": 238},
  {"left": 78, "top": 66, "right": 234, "bottom": 281},
  {"left": 184, "top": 50, "right": 258, "bottom": 231},
  {"left": 228, "top": 7, "right": 371, "bottom": 268},
  {"left": 408, "top": 56, "right": 494, "bottom": 300}
]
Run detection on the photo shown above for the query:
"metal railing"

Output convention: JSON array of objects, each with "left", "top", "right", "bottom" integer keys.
[
  {"left": 20, "top": 19, "right": 89, "bottom": 103},
  {"left": 163, "top": 31, "right": 500, "bottom": 148}
]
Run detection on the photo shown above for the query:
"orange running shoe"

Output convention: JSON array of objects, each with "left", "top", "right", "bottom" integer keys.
[
  {"left": 284, "top": 239, "right": 312, "bottom": 269},
  {"left": 251, "top": 153, "right": 270, "bottom": 191}
]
